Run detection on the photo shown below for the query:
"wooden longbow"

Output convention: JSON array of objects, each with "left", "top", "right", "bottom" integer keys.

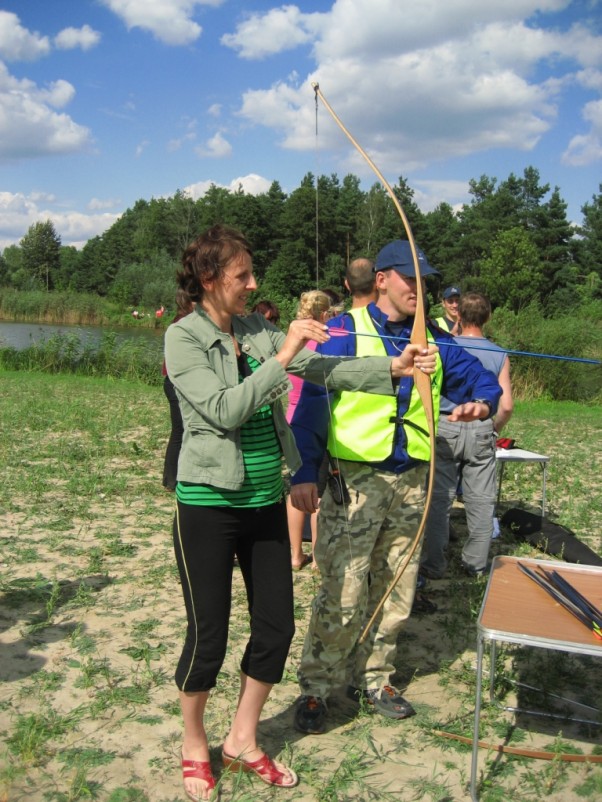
[{"left": 311, "top": 83, "right": 436, "bottom": 644}]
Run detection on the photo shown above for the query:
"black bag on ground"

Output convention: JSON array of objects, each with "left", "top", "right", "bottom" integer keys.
[{"left": 500, "top": 508, "right": 602, "bottom": 567}]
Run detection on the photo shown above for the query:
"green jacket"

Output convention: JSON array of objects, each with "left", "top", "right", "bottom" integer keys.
[{"left": 164, "top": 307, "right": 396, "bottom": 490}]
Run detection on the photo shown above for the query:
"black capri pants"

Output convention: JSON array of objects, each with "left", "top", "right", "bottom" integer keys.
[{"left": 173, "top": 498, "right": 295, "bottom": 692}]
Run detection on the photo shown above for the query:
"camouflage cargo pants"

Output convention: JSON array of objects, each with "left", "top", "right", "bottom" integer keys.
[{"left": 297, "top": 460, "right": 427, "bottom": 698}]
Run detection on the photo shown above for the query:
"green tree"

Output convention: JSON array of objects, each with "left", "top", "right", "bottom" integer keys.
[
  {"left": 0, "top": 244, "right": 23, "bottom": 287},
  {"left": 320, "top": 253, "right": 346, "bottom": 295},
  {"left": 20, "top": 220, "right": 61, "bottom": 291},
  {"left": 315, "top": 174, "right": 341, "bottom": 267},
  {"left": 533, "top": 188, "right": 577, "bottom": 310},
  {"left": 356, "top": 184, "right": 399, "bottom": 257},
  {"left": 277, "top": 174, "right": 318, "bottom": 288},
  {"left": 260, "top": 241, "right": 313, "bottom": 300},
  {"left": 54, "top": 246, "right": 81, "bottom": 290},
  {"left": 337, "top": 174, "right": 364, "bottom": 264},
  {"left": 197, "top": 185, "right": 236, "bottom": 229},
  {"left": 256, "top": 181, "right": 287, "bottom": 270},
  {"left": 422, "top": 202, "right": 462, "bottom": 287},
  {"left": 393, "top": 176, "right": 427, "bottom": 244},
  {"left": 577, "top": 184, "right": 602, "bottom": 289},
  {"left": 478, "top": 227, "right": 543, "bottom": 312}
]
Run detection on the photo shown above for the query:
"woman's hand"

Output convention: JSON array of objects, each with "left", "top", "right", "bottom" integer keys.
[
  {"left": 391, "top": 344, "right": 438, "bottom": 378},
  {"left": 275, "top": 319, "right": 330, "bottom": 369}
]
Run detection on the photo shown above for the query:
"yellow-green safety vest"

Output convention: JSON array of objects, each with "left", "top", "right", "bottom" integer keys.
[
  {"left": 327, "top": 307, "right": 442, "bottom": 463},
  {"left": 435, "top": 316, "right": 452, "bottom": 331}
]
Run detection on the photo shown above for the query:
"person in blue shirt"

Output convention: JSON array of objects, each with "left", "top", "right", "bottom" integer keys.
[{"left": 289, "top": 239, "right": 502, "bottom": 735}]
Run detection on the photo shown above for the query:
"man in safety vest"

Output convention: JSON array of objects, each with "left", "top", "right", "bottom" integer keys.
[
  {"left": 289, "top": 239, "right": 501, "bottom": 734},
  {"left": 435, "top": 285, "right": 461, "bottom": 333},
  {"left": 344, "top": 257, "right": 378, "bottom": 308}
]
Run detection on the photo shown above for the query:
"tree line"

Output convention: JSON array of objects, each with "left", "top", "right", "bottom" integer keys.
[{"left": 1, "top": 168, "right": 601, "bottom": 317}]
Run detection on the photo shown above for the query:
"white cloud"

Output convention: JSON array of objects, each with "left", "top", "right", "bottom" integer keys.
[
  {"left": 576, "top": 68, "right": 602, "bottom": 93},
  {"left": 88, "top": 197, "right": 122, "bottom": 210},
  {"left": 135, "top": 139, "right": 150, "bottom": 157},
  {"left": 99, "top": 0, "right": 223, "bottom": 46},
  {"left": 29, "top": 191, "right": 57, "bottom": 203},
  {"left": 412, "top": 179, "right": 472, "bottom": 213},
  {"left": 0, "top": 64, "right": 91, "bottom": 162},
  {"left": 208, "top": 103, "right": 222, "bottom": 117},
  {"left": 50, "top": 209, "right": 122, "bottom": 249},
  {"left": 221, "top": 5, "right": 324, "bottom": 59},
  {"left": 195, "top": 131, "right": 232, "bottom": 158},
  {"left": 54, "top": 25, "right": 101, "bottom": 51},
  {"left": 38, "top": 79, "right": 77, "bottom": 109},
  {"left": 167, "top": 117, "right": 198, "bottom": 151},
  {"left": 0, "top": 11, "right": 50, "bottom": 61},
  {"left": 234, "top": 0, "right": 602, "bottom": 178},
  {"left": 167, "top": 133, "right": 196, "bottom": 152},
  {"left": 562, "top": 99, "right": 602, "bottom": 166},
  {"left": 232, "top": 174, "right": 273, "bottom": 195},
  {"left": 183, "top": 173, "right": 272, "bottom": 200},
  {"left": 0, "top": 191, "right": 119, "bottom": 249}
]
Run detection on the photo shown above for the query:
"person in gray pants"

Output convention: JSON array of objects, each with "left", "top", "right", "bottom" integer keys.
[{"left": 420, "top": 292, "right": 514, "bottom": 578}]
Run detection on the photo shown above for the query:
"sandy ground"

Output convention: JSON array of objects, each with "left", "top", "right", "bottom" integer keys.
[{"left": 1, "top": 487, "right": 601, "bottom": 802}]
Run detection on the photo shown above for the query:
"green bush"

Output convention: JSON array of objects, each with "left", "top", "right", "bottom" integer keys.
[
  {"left": 0, "top": 288, "right": 118, "bottom": 325},
  {"left": 0, "top": 332, "right": 163, "bottom": 385},
  {"left": 489, "top": 301, "right": 602, "bottom": 402}
]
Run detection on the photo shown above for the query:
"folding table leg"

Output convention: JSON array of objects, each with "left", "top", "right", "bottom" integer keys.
[
  {"left": 489, "top": 641, "right": 497, "bottom": 703},
  {"left": 470, "top": 633, "right": 486, "bottom": 802}
]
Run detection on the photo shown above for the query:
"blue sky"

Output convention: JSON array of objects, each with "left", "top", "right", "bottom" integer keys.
[{"left": 0, "top": 0, "right": 600, "bottom": 250}]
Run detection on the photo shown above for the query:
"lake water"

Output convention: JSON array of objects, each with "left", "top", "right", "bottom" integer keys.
[{"left": 0, "top": 320, "right": 164, "bottom": 352}]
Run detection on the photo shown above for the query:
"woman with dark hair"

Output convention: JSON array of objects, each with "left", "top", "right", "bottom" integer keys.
[
  {"left": 250, "top": 299, "right": 280, "bottom": 325},
  {"left": 164, "top": 224, "right": 437, "bottom": 800}
]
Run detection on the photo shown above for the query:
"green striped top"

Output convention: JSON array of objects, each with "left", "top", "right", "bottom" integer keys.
[{"left": 176, "top": 351, "right": 283, "bottom": 508}]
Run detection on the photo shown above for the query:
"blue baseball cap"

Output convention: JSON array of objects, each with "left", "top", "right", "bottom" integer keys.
[
  {"left": 374, "top": 240, "right": 440, "bottom": 277},
  {"left": 442, "top": 286, "right": 461, "bottom": 299}
]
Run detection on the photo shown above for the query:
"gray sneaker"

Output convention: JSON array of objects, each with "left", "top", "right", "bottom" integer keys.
[{"left": 346, "top": 685, "right": 416, "bottom": 719}]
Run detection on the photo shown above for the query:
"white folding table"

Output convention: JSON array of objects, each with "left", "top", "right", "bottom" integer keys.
[{"left": 496, "top": 448, "right": 550, "bottom": 517}]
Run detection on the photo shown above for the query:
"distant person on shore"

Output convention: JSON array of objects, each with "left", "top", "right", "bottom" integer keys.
[
  {"left": 344, "top": 258, "right": 378, "bottom": 308},
  {"left": 164, "top": 224, "right": 436, "bottom": 800},
  {"left": 162, "top": 290, "right": 194, "bottom": 491}
]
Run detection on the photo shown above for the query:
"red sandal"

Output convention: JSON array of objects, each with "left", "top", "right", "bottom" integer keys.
[
  {"left": 182, "top": 757, "right": 216, "bottom": 801},
  {"left": 222, "top": 749, "right": 298, "bottom": 788}
]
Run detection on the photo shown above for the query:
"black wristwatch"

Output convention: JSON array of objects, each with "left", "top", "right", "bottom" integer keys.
[{"left": 471, "top": 399, "right": 492, "bottom": 419}]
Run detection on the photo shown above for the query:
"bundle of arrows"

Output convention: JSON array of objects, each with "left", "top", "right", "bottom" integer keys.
[{"left": 518, "top": 562, "right": 602, "bottom": 640}]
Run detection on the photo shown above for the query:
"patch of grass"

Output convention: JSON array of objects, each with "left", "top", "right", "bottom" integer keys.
[
  {"left": 0, "top": 370, "right": 599, "bottom": 802},
  {"left": 57, "top": 747, "right": 117, "bottom": 769},
  {"left": 5, "top": 710, "right": 75, "bottom": 762}
]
